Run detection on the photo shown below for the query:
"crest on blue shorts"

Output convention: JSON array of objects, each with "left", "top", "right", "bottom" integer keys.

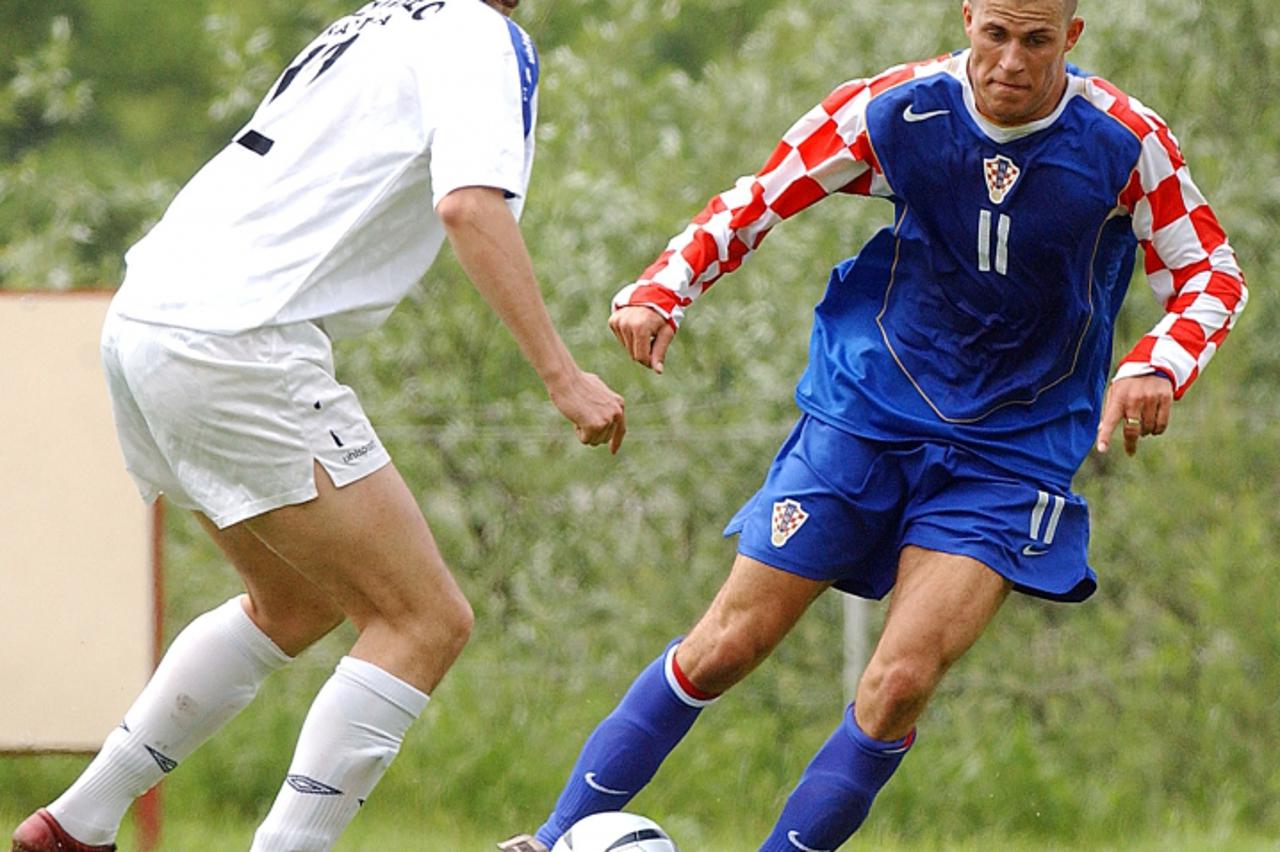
[{"left": 771, "top": 498, "right": 809, "bottom": 547}]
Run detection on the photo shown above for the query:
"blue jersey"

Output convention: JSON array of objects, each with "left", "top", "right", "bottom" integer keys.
[
  {"left": 796, "top": 59, "right": 1143, "bottom": 486},
  {"left": 616, "top": 51, "right": 1245, "bottom": 489}
]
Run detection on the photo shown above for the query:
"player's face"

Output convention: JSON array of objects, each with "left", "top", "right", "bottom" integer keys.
[
  {"left": 963, "top": 0, "right": 1084, "bottom": 126},
  {"left": 484, "top": 0, "right": 518, "bottom": 15}
]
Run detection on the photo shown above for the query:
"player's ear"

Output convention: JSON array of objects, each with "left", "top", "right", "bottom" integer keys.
[{"left": 1064, "top": 16, "right": 1084, "bottom": 52}]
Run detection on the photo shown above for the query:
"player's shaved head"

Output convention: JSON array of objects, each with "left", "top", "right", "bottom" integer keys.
[
  {"left": 971, "top": 0, "right": 1078, "bottom": 23},
  {"left": 963, "top": 0, "right": 1085, "bottom": 126}
]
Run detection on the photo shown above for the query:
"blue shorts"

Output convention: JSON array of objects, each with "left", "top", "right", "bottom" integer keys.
[{"left": 725, "top": 415, "right": 1097, "bottom": 602}]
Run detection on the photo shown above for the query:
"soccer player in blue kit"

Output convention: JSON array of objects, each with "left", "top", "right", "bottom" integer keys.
[{"left": 499, "top": 0, "right": 1247, "bottom": 849}]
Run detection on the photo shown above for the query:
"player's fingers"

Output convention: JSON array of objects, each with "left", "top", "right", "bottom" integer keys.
[
  {"left": 626, "top": 324, "right": 653, "bottom": 367},
  {"left": 609, "top": 313, "right": 644, "bottom": 362},
  {"left": 609, "top": 410, "right": 626, "bottom": 454},
  {"left": 607, "top": 314, "right": 627, "bottom": 348},
  {"left": 1095, "top": 395, "right": 1121, "bottom": 453},
  {"left": 1143, "top": 397, "right": 1162, "bottom": 436},
  {"left": 650, "top": 324, "right": 676, "bottom": 375},
  {"left": 1152, "top": 393, "right": 1172, "bottom": 436},
  {"left": 1122, "top": 411, "right": 1141, "bottom": 456},
  {"left": 580, "top": 422, "right": 609, "bottom": 447}
]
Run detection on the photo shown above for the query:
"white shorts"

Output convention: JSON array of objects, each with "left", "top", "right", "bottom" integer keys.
[{"left": 100, "top": 311, "right": 391, "bottom": 528}]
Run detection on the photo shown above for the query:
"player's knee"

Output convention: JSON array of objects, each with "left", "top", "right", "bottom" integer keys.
[
  {"left": 247, "top": 596, "right": 345, "bottom": 656},
  {"left": 862, "top": 658, "right": 939, "bottom": 724},
  {"left": 395, "top": 589, "right": 474, "bottom": 663},
  {"left": 441, "top": 593, "right": 475, "bottom": 653},
  {"left": 680, "top": 630, "right": 768, "bottom": 693}
]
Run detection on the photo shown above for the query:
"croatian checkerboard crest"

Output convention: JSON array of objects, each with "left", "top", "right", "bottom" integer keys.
[
  {"left": 770, "top": 498, "right": 809, "bottom": 547},
  {"left": 983, "top": 154, "right": 1021, "bottom": 205}
]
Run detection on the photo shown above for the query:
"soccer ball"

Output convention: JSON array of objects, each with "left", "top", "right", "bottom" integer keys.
[{"left": 550, "top": 812, "right": 678, "bottom": 852}]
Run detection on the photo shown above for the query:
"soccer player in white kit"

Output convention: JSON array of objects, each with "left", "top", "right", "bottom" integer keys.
[{"left": 11, "top": 2, "right": 625, "bottom": 851}]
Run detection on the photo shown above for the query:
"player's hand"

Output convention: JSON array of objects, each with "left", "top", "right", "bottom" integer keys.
[
  {"left": 1095, "top": 374, "right": 1174, "bottom": 456},
  {"left": 609, "top": 305, "right": 676, "bottom": 374},
  {"left": 546, "top": 369, "right": 627, "bottom": 454}
]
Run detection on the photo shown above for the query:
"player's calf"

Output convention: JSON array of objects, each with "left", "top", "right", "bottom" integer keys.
[
  {"left": 240, "top": 594, "right": 345, "bottom": 658},
  {"left": 673, "top": 625, "right": 774, "bottom": 695},
  {"left": 760, "top": 705, "right": 915, "bottom": 851},
  {"left": 35, "top": 597, "right": 292, "bottom": 849},
  {"left": 531, "top": 641, "right": 717, "bottom": 848},
  {"left": 249, "top": 656, "right": 430, "bottom": 852}
]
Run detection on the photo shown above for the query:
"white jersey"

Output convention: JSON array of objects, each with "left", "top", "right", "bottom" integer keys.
[{"left": 114, "top": 0, "right": 539, "bottom": 339}]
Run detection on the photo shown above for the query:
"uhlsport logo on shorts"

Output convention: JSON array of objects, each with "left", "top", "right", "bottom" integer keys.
[{"left": 771, "top": 498, "right": 809, "bottom": 547}]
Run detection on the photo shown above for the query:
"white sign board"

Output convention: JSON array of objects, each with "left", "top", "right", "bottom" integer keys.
[{"left": 0, "top": 292, "right": 159, "bottom": 752}]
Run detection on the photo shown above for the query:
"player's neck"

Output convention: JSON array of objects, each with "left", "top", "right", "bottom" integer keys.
[
  {"left": 481, "top": 0, "right": 516, "bottom": 17},
  {"left": 968, "top": 63, "right": 1069, "bottom": 128}
]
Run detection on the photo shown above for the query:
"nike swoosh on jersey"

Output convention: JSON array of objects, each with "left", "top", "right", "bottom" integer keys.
[
  {"left": 787, "top": 830, "right": 833, "bottom": 852},
  {"left": 1022, "top": 544, "right": 1049, "bottom": 557},
  {"left": 902, "top": 105, "right": 951, "bottom": 123},
  {"left": 583, "top": 772, "right": 630, "bottom": 796}
]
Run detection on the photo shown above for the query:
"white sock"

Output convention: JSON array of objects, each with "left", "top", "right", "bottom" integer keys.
[
  {"left": 48, "top": 596, "right": 292, "bottom": 845},
  {"left": 250, "top": 656, "right": 429, "bottom": 852}
]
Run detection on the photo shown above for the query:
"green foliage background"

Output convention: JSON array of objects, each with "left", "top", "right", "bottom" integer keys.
[{"left": 2, "top": 0, "right": 1278, "bottom": 848}]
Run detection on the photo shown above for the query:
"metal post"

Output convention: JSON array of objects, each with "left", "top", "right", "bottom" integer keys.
[{"left": 842, "top": 596, "right": 870, "bottom": 706}]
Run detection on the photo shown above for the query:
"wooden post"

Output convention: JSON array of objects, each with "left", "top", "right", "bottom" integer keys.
[{"left": 136, "top": 500, "right": 166, "bottom": 851}]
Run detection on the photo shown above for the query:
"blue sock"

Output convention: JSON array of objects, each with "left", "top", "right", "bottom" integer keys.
[
  {"left": 760, "top": 705, "right": 914, "bottom": 851},
  {"left": 534, "top": 641, "right": 716, "bottom": 847}
]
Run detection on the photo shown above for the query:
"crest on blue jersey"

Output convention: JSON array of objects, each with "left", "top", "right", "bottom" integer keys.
[
  {"left": 771, "top": 498, "right": 809, "bottom": 547},
  {"left": 983, "top": 154, "right": 1021, "bottom": 205}
]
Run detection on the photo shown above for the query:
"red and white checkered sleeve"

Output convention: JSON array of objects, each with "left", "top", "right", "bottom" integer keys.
[
  {"left": 1098, "top": 80, "right": 1247, "bottom": 399},
  {"left": 612, "top": 78, "right": 889, "bottom": 327}
]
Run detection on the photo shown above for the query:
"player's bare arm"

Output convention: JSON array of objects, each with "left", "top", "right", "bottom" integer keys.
[
  {"left": 608, "top": 304, "right": 676, "bottom": 374},
  {"left": 1095, "top": 374, "right": 1175, "bottom": 457},
  {"left": 438, "top": 186, "right": 626, "bottom": 453}
]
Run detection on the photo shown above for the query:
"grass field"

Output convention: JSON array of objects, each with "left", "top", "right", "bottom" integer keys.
[
  {"left": 3, "top": 805, "right": 1276, "bottom": 851},
  {"left": 4, "top": 497, "right": 1278, "bottom": 850}
]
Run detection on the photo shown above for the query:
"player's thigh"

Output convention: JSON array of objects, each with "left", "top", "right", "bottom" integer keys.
[
  {"left": 883, "top": 546, "right": 1010, "bottom": 663},
  {"left": 677, "top": 554, "right": 831, "bottom": 693},
  {"left": 194, "top": 513, "right": 344, "bottom": 657},
  {"left": 240, "top": 460, "right": 468, "bottom": 635},
  {"left": 862, "top": 546, "right": 1010, "bottom": 699}
]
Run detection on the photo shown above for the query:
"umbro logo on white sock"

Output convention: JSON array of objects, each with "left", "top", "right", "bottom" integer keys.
[
  {"left": 286, "top": 774, "right": 344, "bottom": 796},
  {"left": 144, "top": 745, "right": 177, "bottom": 774}
]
